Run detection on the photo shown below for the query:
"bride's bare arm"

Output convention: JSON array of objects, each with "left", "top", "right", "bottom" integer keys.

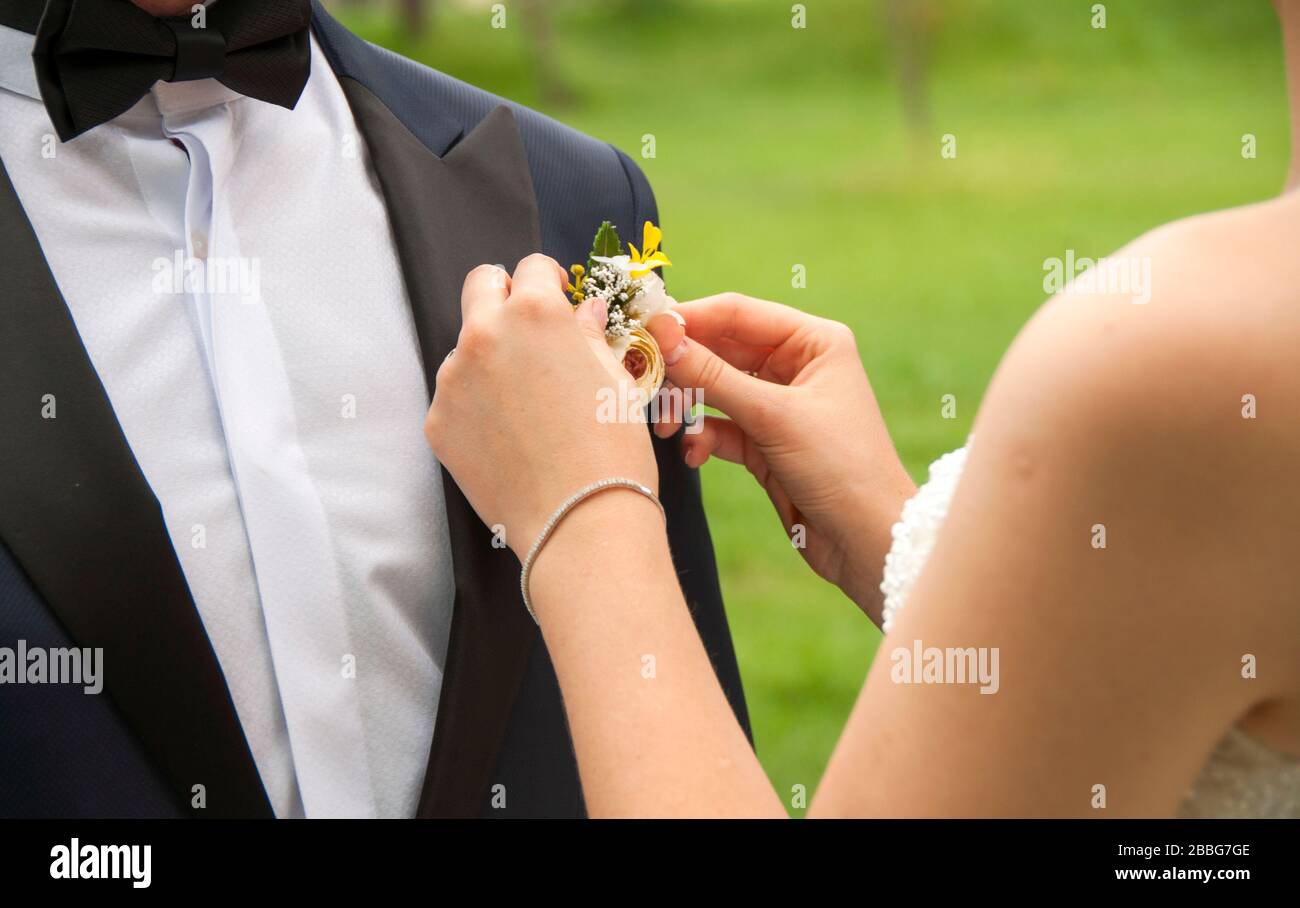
[
  {"left": 811, "top": 222, "right": 1300, "bottom": 816},
  {"left": 527, "top": 490, "right": 785, "bottom": 817}
]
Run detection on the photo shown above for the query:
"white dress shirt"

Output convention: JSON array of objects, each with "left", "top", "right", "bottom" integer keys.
[{"left": 0, "top": 25, "right": 455, "bottom": 818}]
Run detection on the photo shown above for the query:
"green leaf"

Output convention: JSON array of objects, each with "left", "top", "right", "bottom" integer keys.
[{"left": 587, "top": 220, "right": 623, "bottom": 271}]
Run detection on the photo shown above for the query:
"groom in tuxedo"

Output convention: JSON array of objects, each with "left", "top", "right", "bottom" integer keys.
[{"left": 0, "top": 0, "right": 748, "bottom": 817}]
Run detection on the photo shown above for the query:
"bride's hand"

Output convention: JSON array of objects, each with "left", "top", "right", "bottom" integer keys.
[
  {"left": 648, "top": 293, "right": 916, "bottom": 620},
  {"left": 424, "top": 255, "right": 659, "bottom": 558}
]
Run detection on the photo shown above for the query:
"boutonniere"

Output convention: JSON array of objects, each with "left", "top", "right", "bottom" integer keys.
[{"left": 567, "top": 220, "right": 675, "bottom": 396}]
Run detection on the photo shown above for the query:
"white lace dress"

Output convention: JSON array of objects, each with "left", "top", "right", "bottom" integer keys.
[{"left": 879, "top": 443, "right": 1300, "bottom": 818}]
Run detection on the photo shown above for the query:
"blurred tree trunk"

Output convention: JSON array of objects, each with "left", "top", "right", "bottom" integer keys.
[
  {"left": 400, "top": 0, "right": 430, "bottom": 35},
  {"left": 519, "top": 0, "right": 574, "bottom": 108},
  {"left": 885, "top": 0, "right": 938, "bottom": 138}
]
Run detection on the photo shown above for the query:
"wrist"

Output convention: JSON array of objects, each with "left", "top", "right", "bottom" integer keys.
[
  {"left": 833, "top": 469, "right": 916, "bottom": 624},
  {"left": 509, "top": 469, "right": 658, "bottom": 563},
  {"left": 524, "top": 483, "right": 669, "bottom": 624}
]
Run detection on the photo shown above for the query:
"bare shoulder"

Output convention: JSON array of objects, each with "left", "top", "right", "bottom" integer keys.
[
  {"left": 985, "top": 192, "right": 1300, "bottom": 473},
  {"left": 967, "top": 194, "right": 1300, "bottom": 686},
  {"left": 1004, "top": 193, "right": 1300, "bottom": 427}
]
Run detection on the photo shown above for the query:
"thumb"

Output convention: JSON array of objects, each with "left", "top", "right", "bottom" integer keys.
[
  {"left": 664, "top": 336, "right": 769, "bottom": 427},
  {"left": 574, "top": 296, "right": 608, "bottom": 341},
  {"left": 645, "top": 308, "right": 686, "bottom": 357},
  {"left": 574, "top": 296, "right": 625, "bottom": 381}
]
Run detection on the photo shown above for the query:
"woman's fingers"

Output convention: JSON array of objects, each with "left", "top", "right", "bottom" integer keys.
[
  {"left": 509, "top": 253, "right": 570, "bottom": 316},
  {"left": 574, "top": 295, "right": 608, "bottom": 340},
  {"left": 663, "top": 335, "right": 775, "bottom": 428},
  {"left": 461, "top": 263, "right": 510, "bottom": 322},
  {"left": 651, "top": 382, "right": 695, "bottom": 438},
  {"left": 575, "top": 296, "right": 626, "bottom": 381},
  {"left": 649, "top": 307, "right": 777, "bottom": 382},
  {"left": 674, "top": 292, "right": 811, "bottom": 348},
  {"left": 645, "top": 309, "right": 686, "bottom": 361},
  {"left": 682, "top": 414, "right": 746, "bottom": 468},
  {"left": 711, "top": 336, "right": 778, "bottom": 377},
  {"left": 643, "top": 313, "right": 688, "bottom": 437}
]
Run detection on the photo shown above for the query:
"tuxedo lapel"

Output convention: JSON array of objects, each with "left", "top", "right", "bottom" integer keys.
[
  {"left": 0, "top": 159, "right": 272, "bottom": 818},
  {"left": 336, "top": 78, "right": 545, "bottom": 817}
]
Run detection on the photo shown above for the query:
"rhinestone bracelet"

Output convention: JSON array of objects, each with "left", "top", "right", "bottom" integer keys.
[{"left": 519, "top": 478, "right": 665, "bottom": 624}]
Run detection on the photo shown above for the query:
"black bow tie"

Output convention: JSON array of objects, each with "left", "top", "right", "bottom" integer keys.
[{"left": 0, "top": 0, "right": 312, "bottom": 141}]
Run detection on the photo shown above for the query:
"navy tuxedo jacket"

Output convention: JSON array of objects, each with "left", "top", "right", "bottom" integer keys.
[{"left": 0, "top": 3, "right": 749, "bottom": 817}]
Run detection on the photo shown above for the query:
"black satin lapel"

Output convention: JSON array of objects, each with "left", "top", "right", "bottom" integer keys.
[
  {"left": 0, "top": 159, "right": 271, "bottom": 818},
  {"left": 338, "top": 79, "right": 544, "bottom": 817}
]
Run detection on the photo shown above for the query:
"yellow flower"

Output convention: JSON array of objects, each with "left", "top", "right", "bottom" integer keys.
[
  {"left": 627, "top": 221, "right": 672, "bottom": 278},
  {"left": 566, "top": 263, "right": 586, "bottom": 302}
]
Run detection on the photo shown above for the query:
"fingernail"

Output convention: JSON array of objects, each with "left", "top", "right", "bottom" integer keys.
[
  {"left": 667, "top": 309, "right": 686, "bottom": 328},
  {"left": 664, "top": 339, "right": 688, "bottom": 366},
  {"left": 594, "top": 298, "right": 608, "bottom": 323}
]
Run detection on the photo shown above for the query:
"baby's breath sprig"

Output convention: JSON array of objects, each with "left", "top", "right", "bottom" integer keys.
[{"left": 566, "top": 221, "right": 672, "bottom": 341}]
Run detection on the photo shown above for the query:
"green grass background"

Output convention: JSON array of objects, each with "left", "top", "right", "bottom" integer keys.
[{"left": 336, "top": 0, "right": 1290, "bottom": 813}]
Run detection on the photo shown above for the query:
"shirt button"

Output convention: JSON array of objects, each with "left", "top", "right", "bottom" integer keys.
[{"left": 191, "top": 231, "right": 208, "bottom": 260}]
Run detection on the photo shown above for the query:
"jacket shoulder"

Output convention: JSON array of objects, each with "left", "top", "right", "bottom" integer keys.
[
  {"left": 439, "top": 66, "right": 657, "bottom": 234},
  {"left": 313, "top": 14, "right": 657, "bottom": 241}
]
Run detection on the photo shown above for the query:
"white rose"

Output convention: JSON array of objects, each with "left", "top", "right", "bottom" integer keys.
[{"left": 629, "top": 272, "right": 675, "bottom": 323}]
